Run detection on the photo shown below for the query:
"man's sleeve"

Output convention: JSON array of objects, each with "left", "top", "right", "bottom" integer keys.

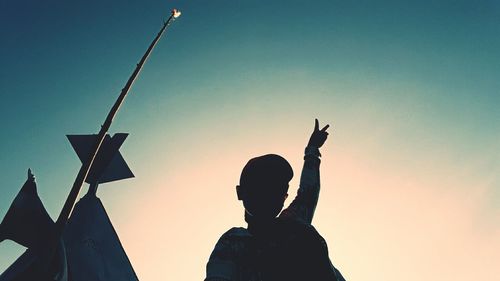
[
  {"left": 280, "top": 146, "right": 321, "bottom": 224},
  {"left": 205, "top": 232, "right": 238, "bottom": 281}
]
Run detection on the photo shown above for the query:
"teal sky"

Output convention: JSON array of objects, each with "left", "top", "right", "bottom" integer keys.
[{"left": 1, "top": 1, "right": 499, "bottom": 280}]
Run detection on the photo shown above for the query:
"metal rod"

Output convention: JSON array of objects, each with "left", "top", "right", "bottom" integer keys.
[
  {"left": 37, "top": 9, "right": 181, "bottom": 278},
  {"left": 56, "top": 9, "right": 179, "bottom": 233},
  {"left": 88, "top": 182, "right": 99, "bottom": 196}
]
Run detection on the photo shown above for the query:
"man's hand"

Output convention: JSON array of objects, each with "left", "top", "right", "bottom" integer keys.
[{"left": 307, "top": 119, "right": 330, "bottom": 148}]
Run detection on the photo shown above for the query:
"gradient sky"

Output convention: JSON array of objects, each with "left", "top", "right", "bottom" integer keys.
[{"left": 1, "top": 0, "right": 499, "bottom": 280}]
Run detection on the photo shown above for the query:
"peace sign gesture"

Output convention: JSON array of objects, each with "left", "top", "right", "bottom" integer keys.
[{"left": 307, "top": 119, "right": 330, "bottom": 148}]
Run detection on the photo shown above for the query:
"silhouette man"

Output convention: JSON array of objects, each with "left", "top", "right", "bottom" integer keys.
[{"left": 205, "top": 119, "right": 345, "bottom": 281}]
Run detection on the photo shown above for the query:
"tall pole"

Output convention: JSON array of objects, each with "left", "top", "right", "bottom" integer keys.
[
  {"left": 56, "top": 8, "right": 180, "bottom": 234},
  {"left": 40, "top": 9, "right": 181, "bottom": 279}
]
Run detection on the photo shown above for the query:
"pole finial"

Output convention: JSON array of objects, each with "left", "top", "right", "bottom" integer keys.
[
  {"left": 172, "top": 9, "right": 181, "bottom": 18},
  {"left": 27, "top": 168, "right": 35, "bottom": 182}
]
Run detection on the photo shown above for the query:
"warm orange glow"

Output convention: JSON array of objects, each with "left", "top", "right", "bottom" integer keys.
[{"left": 103, "top": 117, "right": 499, "bottom": 280}]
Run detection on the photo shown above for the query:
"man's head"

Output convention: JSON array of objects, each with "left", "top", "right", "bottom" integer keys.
[{"left": 236, "top": 154, "right": 293, "bottom": 219}]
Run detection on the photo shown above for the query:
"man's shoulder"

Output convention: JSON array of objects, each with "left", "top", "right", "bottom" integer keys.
[
  {"left": 206, "top": 227, "right": 253, "bottom": 279},
  {"left": 221, "top": 227, "right": 251, "bottom": 238},
  {"left": 276, "top": 214, "right": 313, "bottom": 232},
  {"left": 209, "top": 227, "right": 252, "bottom": 259}
]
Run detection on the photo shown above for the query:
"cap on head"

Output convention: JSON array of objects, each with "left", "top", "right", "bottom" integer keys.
[
  {"left": 239, "top": 154, "right": 293, "bottom": 196},
  {"left": 238, "top": 154, "right": 293, "bottom": 218}
]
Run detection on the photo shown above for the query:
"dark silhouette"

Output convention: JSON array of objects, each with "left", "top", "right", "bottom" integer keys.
[
  {"left": 0, "top": 9, "right": 181, "bottom": 281},
  {"left": 1, "top": 133, "right": 141, "bottom": 281},
  {"left": 205, "top": 119, "right": 346, "bottom": 281}
]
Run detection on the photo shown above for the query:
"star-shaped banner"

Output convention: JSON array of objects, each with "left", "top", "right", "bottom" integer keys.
[{"left": 67, "top": 133, "right": 134, "bottom": 185}]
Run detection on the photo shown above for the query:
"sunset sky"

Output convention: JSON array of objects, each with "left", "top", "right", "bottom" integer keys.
[{"left": 1, "top": 0, "right": 499, "bottom": 280}]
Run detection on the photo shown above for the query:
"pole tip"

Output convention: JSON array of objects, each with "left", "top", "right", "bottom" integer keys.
[
  {"left": 27, "top": 168, "right": 35, "bottom": 182},
  {"left": 172, "top": 8, "right": 181, "bottom": 18}
]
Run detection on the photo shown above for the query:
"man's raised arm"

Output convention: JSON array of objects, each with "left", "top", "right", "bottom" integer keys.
[{"left": 280, "top": 119, "right": 330, "bottom": 224}]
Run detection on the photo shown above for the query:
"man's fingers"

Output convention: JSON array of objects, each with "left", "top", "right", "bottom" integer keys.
[
  {"left": 314, "top": 119, "right": 319, "bottom": 131},
  {"left": 320, "top": 124, "right": 330, "bottom": 132}
]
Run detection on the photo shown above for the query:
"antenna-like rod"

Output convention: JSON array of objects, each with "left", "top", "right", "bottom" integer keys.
[
  {"left": 38, "top": 8, "right": 181, "bottom": 278},
  {"left": 56, "top": 8, "right": 180, "bottom": 233}
]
